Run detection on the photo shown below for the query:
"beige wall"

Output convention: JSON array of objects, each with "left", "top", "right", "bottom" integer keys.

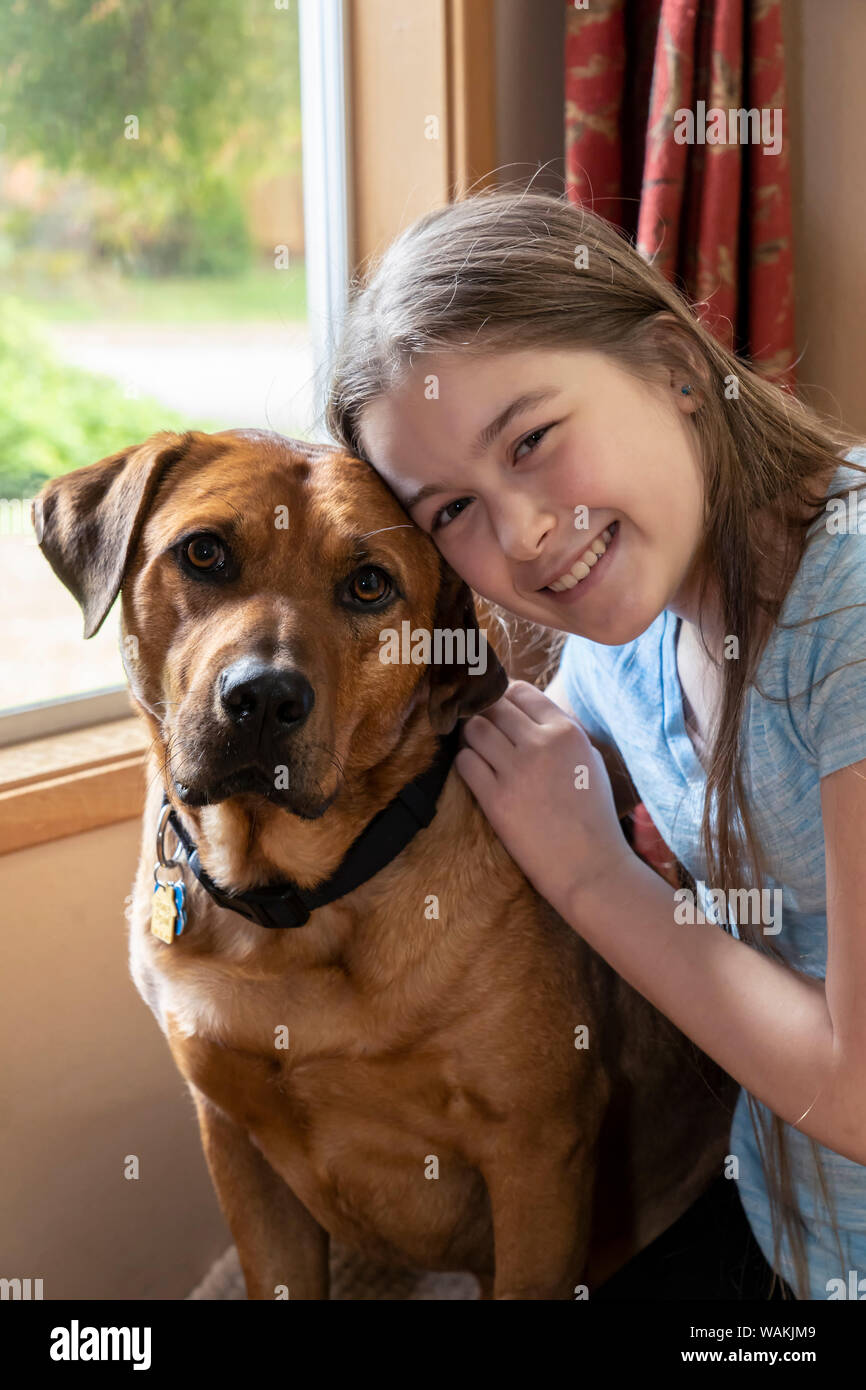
[
  {"left": 783, "top": 0, "right": 866, "bottom": 436},
  {"left": 0, "top": 820, "right": 227, "bottom": 1300},
  {"left": 494, "top": 0, "right": 565, "bottom": 193}
]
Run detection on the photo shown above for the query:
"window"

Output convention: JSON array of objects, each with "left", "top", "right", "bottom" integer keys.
[{"left": 0, "top": 0, "right": 350, "bottom": 744}]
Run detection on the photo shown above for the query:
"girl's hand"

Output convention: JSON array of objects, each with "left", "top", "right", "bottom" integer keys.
[{"left": 454, "top": 678, "right": 633, "bottom": 922}]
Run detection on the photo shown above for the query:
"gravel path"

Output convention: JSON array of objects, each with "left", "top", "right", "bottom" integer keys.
[{"left": 41, "top": 320, "right": 317, "bottom": 437}]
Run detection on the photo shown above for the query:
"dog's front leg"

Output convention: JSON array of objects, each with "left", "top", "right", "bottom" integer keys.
[
  {"left": 482, "top": 1134, "right": 597, "bottom": 1300},
  {"left": 191, "top": 1088, "right": 330, "bottom": 1300}
]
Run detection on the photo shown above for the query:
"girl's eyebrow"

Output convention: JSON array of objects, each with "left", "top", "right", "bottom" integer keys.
[
  {"left": 469, "top": 387, "right": 560, "bottom": 459},
  {"left": 402, "top": 387, "right": 560, "bottom": 512}
]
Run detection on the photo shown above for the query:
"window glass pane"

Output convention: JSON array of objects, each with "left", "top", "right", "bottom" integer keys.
[{"left": 0, "top": 0, "right": 308, "bottom": 712}]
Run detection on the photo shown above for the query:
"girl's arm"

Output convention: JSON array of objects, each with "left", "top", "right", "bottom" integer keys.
[
  {"left": 561, "top": 833, "right": 859, "bottom": 1161},
  {"left": 456, "top": 681, "right": 866, "bottom": 1167}
]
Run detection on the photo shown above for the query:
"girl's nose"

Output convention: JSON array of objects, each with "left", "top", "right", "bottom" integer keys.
[{"left": 491, "top": 496, "right": 555, "bottom": 562}]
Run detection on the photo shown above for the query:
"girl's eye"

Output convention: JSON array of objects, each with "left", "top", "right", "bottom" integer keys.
[
  {"left": 431, "top": 497, "right": 472, "bottom": 532},
  {"left": 430, "top": 424, "right": 553, "bottom": 532},
  {"left": 513, "top": 425, "right": 551, "bottom": 461}
]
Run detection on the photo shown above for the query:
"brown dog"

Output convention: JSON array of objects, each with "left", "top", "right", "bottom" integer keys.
[{"left": 35, "top": 428, "right": 736, "bottom": 1300}]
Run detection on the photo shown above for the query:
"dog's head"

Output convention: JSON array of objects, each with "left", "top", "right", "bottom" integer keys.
[{"left": 34, "top": 429, "right": 507, "bottom": 823}]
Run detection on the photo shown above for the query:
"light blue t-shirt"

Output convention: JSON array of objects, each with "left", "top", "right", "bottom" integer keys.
[{"left": 557, "top": 450, "right": 866, "bottom": 1299}]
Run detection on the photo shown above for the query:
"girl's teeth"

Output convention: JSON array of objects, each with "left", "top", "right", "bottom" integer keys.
[{"left": 548, "top": 525, "right": 615, "bottom": 592}]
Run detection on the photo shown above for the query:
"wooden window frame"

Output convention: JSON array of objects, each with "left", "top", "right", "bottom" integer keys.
[{"left": 347, "top": 0, "right": 496, "bottom": 270}]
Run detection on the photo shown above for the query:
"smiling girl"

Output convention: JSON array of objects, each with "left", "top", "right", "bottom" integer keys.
[{"left": 325, "top": 188, "right": 866, "bottom": 1302}]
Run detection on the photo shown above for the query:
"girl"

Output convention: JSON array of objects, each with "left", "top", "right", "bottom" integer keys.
[{"left": 325, "top": 187, "right": 866, "bottom": 1302}]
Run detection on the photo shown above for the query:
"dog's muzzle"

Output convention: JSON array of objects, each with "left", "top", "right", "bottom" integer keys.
[{"left": 173, "top": 658, "right": 323, "bottom": 810}]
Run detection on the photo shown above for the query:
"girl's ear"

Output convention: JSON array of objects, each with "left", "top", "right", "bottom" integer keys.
[
  {"left": 646, "top": 310, "right": 710, "bottom": 404},
  {"left": 425, "top": 562, "right": 508, "bottom": 735}
]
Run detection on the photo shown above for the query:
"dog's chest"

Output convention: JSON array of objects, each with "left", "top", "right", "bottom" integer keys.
[
  {"left": 133, "top": 906, "right": 495, "bottom": 1269},
  {"left": 168, "top": 984, "right": 494, "bottom": 1267}
]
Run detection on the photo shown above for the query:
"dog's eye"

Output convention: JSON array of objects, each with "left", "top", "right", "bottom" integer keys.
[
  {"left": 348, "top": 566, "right": 392, "bottom": 604},
  {"left": 184, "top": 535, "right": 226, "bottom": 571}
]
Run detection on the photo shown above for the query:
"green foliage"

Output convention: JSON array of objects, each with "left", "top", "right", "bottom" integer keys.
[
  {"left": 0, "top": 296, "right": 204, "bottom": 499},
  {"left": 4, "top": 263, "right": 307, "bottom": 323},
  {"left": 94, "top": 175, "right": 253, "bottom": 277},
  {"left": 0, "top": 0, "right": 301, "bottom": 275},
  {"left": 0, "top": 0, "right": 301, "bottom": 187}
]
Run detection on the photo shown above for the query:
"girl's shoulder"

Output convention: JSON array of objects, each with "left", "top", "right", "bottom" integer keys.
[
  {"left": 763, "top": 447, "right": 866, "bottom": 777},
  {"left": 781, "top": 447, "right": 866, "bottom": 626}
]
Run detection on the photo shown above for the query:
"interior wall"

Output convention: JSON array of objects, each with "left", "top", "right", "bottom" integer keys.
[
  {"left": 0, "top": 819, "right": 227, "bottom": 1299},
  {"left": 782, "top": 0, "right": 866, "bottom": 436},
  {"left": 494, "top": 0, "right": 565, "bottom": 192}
]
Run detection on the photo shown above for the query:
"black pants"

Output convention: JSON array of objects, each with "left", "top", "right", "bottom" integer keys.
[{"left": 592, "top": 1174, "right": 796, "bottom": 1300}]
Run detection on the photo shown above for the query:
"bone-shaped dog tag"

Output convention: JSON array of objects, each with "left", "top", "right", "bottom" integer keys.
[{"left": 151, "top": 881, "right": 179, "bottom": 944}]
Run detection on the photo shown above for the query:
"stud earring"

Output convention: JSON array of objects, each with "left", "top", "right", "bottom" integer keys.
[{"left": 681, "top": 384, "right": 692, "bottom": 395}]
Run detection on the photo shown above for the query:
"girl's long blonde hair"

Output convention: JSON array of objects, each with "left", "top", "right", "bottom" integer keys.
[{"left": 325, "top": 184, "right": 866, "bottom": 1300}]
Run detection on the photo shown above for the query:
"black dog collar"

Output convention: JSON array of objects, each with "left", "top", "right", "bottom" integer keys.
[{"left": 158, "top": 720, "right": 463, "bottom": 930}]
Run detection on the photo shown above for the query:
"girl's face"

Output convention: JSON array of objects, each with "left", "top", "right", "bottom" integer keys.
[{"left": 357, "top": 346, "right": 707, "bottom": 645}]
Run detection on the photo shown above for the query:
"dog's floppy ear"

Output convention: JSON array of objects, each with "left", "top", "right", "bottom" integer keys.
[
  {"left": 426, "top": 562, "right": 509, "bottom": 735},
  {"left": 32, "top": 429, "right": 199, "bottom": 639}
]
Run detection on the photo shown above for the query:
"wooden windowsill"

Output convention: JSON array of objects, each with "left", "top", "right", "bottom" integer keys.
[{"left": 0, "top": 718, "right": 149, "bottom": 856}]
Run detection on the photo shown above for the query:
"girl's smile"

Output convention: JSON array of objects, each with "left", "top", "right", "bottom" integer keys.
[{"left": 541, "top": 518, "right": 620, "bottom": 603}]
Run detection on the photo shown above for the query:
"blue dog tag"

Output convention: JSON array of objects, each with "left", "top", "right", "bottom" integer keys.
[{"left": 173, "top": 880, "right": 187, "bottom": 935}]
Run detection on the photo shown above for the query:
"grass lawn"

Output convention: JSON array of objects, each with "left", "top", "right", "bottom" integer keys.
[{"left": 0, "top": 261, "right": 308, "bottom": 324}]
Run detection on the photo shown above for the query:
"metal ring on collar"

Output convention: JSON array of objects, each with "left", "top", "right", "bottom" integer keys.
[{"left": 156, "top": 800, "right": 182, "bottom": 870}]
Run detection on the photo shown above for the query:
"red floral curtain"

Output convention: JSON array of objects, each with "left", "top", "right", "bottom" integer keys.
[{"left": 564, "top": 0, "right": 796, "bottom": 387}]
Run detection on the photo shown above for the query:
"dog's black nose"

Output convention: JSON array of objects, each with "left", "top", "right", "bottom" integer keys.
[{"left": 219, "top": 659, "right": 314, "bottom": 738}]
